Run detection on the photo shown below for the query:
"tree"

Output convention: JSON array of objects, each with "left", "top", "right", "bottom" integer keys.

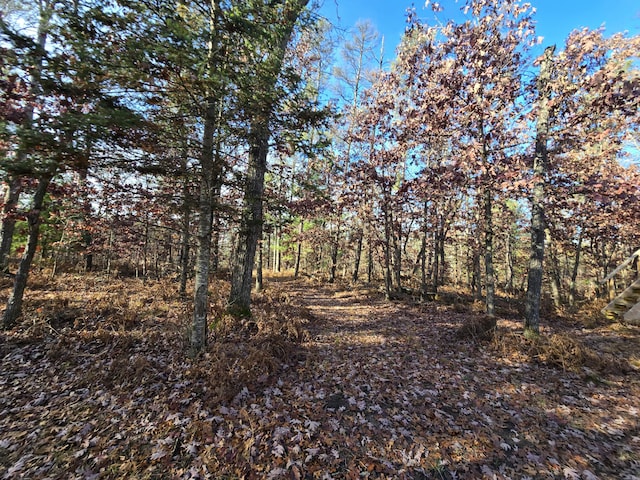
[
  {"left": 0, "top": 0, "right": 52, "bottom": 273},
  {"left": 328, "top": 20, "right": 381, "bottom": 283},
  {"left": 525, "top": 29, "right": 639, "bottom": 331},
  {"left": 1, "top": 0, "right": 145, "bottom": 328},
  {"left": 524, "top": 45, "right": 555, "bottom": 335},
  {"left": 227, "top": 0, "right": 312, "bottom": 316}
]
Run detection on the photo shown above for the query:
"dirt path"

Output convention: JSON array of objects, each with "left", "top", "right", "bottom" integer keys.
[{"left": 228, "top": 280, "right": 640, "bottom": 479}]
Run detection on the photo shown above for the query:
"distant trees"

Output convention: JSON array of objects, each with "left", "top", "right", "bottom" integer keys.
[
  {"left": 0, "top": 0, "right": 638, "bottom": 344},
  {"left": 327, "top": 0, "right": 639, "bottom": 332}
]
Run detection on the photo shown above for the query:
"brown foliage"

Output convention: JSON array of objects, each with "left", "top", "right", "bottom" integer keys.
[
  {"left": 456, "top": 314, "right": 497, "bottom": 341},
  {"left": 492, "top": 329, "right": 632, "bottom": 375}
]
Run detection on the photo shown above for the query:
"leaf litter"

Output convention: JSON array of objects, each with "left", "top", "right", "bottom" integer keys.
[{"left": 0, "top": 274, "right": 639, "bottom": 479}]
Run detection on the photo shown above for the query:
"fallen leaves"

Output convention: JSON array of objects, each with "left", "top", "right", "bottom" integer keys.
[{"left": 1, "top": 275, "right": 639, "bottom": 478}]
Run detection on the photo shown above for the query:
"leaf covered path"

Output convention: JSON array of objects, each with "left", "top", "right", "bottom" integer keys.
[
  {"left": 1, "top": 277, "right": 639, "bottom": 479},
  {"left": 237, "top": 281, "right": 640, "bottom": 479}
]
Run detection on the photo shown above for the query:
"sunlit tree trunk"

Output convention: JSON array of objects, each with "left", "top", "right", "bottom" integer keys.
[
  {"left": 191, "top": 99, "right": 217, "bottom": 351},
  {"left": 0, "top": 176, "right": 22, "bottom": 273},
  {"left": 525, "top": 46, "right": 555, "bottom": 335},
  {"left": 3, "top": 175, "right": 51, "bottom": 329},
  {"left": 568, "top": 227, "right": 583, "bottom": 306},
  {"left": 294, "top": 221, "right": 303, "bottom": 278},
  {"left": 484, "top": 186, "right": 496, "bottom": 317},
  {"left": 228, "top": 0, "right": 309, "bottom": 314}
]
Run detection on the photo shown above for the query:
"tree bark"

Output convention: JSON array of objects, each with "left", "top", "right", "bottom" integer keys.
[
  {"left": 351, "top": 226, "right": 363, "bottom": 283},
  {"left": 472, "top": 248, "right": 482, "bottom": 301},
  {"left": 294, "top": 221, "right": 303, "bottom": 278},
  {"left": 568, "top": 227, "right": 583, "bottom": 307},
  {"left": 383, "top": 201, "right": 393, "bottom": 300},
  {"left": 367, "top": 229, "right": 373, "bottom": 283},
  {"left": 0, "top": 176, "right": 22, "bottom": 273},
  {"left": 328, "top": 223, "right": 339, "bottom": 283},
  {"left": 392, "top": 222, "right": 402, "bottom": 291},
  {"left": 504, "top": 229, "right": 514, "bottom": 293},
  {"left": 546, "top": 230, "right": 562, "bottom": 308},
  {"left": 273, "top": 225, "right": 281, "bottom": 272},
  {"left": 484, "top": 187, "right": 495, "bottom": 317},
  {"left": 525, "top": 45, "right": 555, "bottom": 335},
  {"left": 432, "top": 230, "right": 440, "bottom": 293},
  {"left": 420, "top": 200, "right": 429, "bottom": 299},
  {"left": 191, "top": 98, "right": 217, "bottom": 352},
  {"left": 227, "top": 0, "right": 309, "bottom": 314},
  {"left": 2, "top": 176, "right": 51, "bottom": 329},
  {"left": 228, "top": 127, "right": 268, "bottom": 315},
  {"left": 211, "top": 208, "right": 220, "bottom": 273},
  {"left": 255, "top": 237, "right": 263, "bottom": 292}
]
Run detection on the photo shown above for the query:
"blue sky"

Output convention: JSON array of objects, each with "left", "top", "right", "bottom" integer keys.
[{"left": 319, "top": 0, "right": 640, "bottom": 59}]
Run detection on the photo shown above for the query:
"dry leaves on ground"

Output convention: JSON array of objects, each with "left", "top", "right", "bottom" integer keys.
[{"left": 1, "top": 275, "right": 639, "bottom": 479}]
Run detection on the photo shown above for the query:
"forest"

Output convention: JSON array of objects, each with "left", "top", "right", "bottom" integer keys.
[{"left": 1, "top": 0, "right": 639, "bottom": 478}]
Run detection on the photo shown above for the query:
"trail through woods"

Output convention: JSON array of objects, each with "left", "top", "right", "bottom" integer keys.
[
  {"left": 1, "top": 276, "right": 639, "bottom": 479},
  {"left": 264, "top": 282, "right": 640, "bottom": 479}
]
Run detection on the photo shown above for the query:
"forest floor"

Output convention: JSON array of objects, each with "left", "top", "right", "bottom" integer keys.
[{"left": 1, "top": 273, "right": 640, "bottom": 479}]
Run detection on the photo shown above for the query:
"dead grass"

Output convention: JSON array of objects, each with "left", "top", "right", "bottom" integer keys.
[
  {"left": 491, "top": 329, "right": 633, "bottom": 375},
  {"left": 1, "top": 271, "right": 311, "bottom": 405},
  {"left": 456, "top": 314, "right": 497, "bottom": 341}
]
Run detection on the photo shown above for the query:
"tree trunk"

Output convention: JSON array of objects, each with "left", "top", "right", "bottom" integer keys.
[
  {"left": 0, "top": 175, "right": 22, "bottom": 273},
  {"left": 227, "top": 0, "right": 309, "bottom": 314},
  {"left": 484, "top": 187, "right": 496, "bottom": 317},
  {"left": 2, "top": 176, "right": 51, "bottom": 329},
  {"left": 351, "top": 226, "right": 363, "bottom": 283},
  {"left": 191, "top": 177, "right": 214, "bottom": 351},
  {"left": 273, "top": 225, "right": 281, "bottom": 273},
  {"left": 438, "top": 228, "right": 446, "bottom": 287},
  {"left": 179, "top": 195, "right": 191, "bottom": 297},
  {"left": 191, "top": 95, "right": 218, "bottom": 352},
  {"left": 472, "top": 248, "right": 482, "bottom": 301},
  {"left": 0, "top": 4, "right": 51, "bottom": 275},
  {"left": 420, "top": 201, "right": 429, "bottom": 299},
  {"left": 432, "top": 230, "right": 440, "bottom": 294},
  {"left": 228, "top": 127, "right": 268, "bottom": 315},
  {"left": 504, "top": 229, "right": 514, "bottom": 293},
  {"left": 294, "top": 221, "right": 303, "bottom": 278},
  {"left": 367, "top": 229, "right": 373, "bottom": 283},
  {"left": 211, "top": 209, "right": 220, "bottom": 273},
  {"left": 142, "top": 214, "right": 149, "bottom": 278},
  {"left": 255, "top": 237, "right": 263, "bottom": 292},
  {"left": 546, "top": 230, "right": 562, "bottom": 308},
  {"left": 106, "top": 229, "right": 114, "bottom": 276},
  {"left": 393, "top": 222, "right": 402, "bottom": 291},
  {"left": 328, "top": 223, "right": 340, "bottom": 283},
  {"left": 383, "top": 202, "right": 393, "bottom": 300},
  {"left": 525, "top": 45, "right": 555, "bottom": 335},
  {"left": 568, "top": 228, "right": 583, "bottom": 307}
]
